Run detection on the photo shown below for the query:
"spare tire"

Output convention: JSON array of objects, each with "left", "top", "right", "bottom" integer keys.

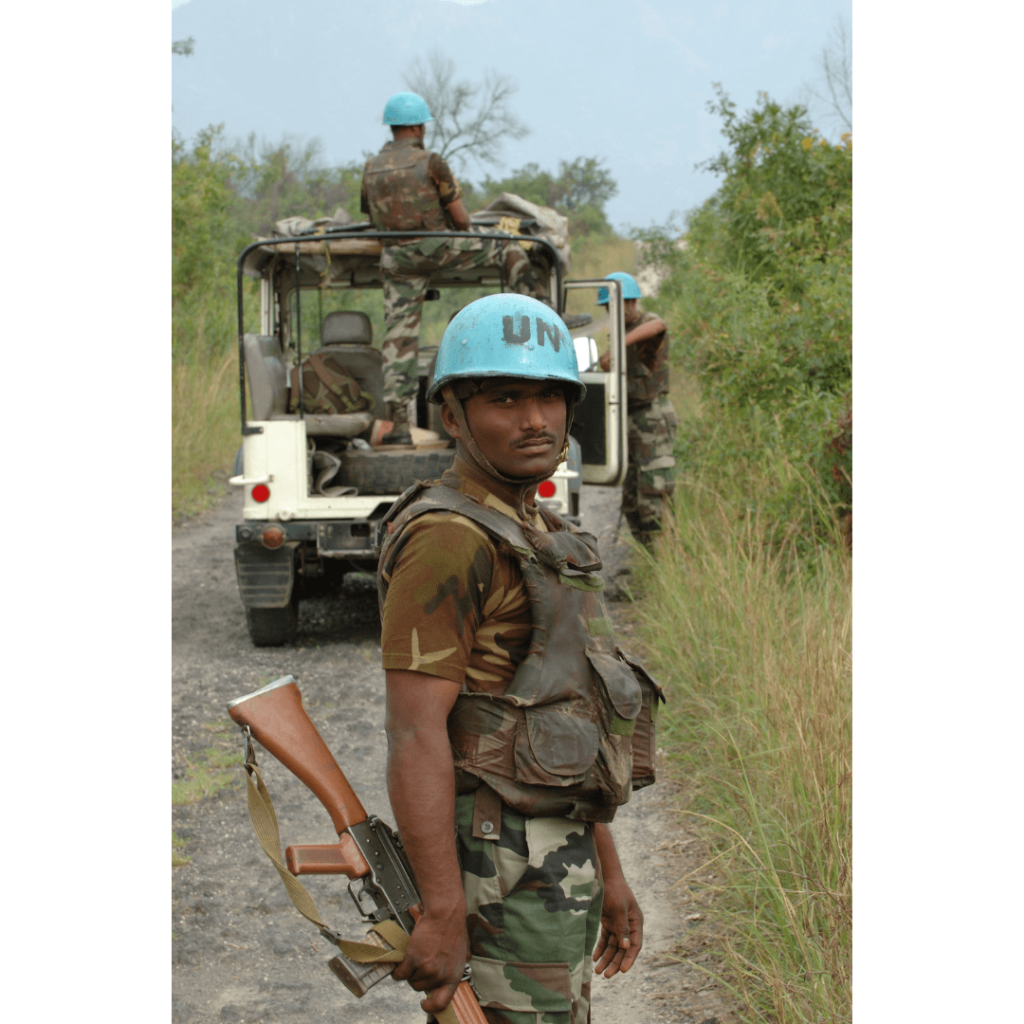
[{"left": 340, "top": 446, "right": 456, "bottom": 494}]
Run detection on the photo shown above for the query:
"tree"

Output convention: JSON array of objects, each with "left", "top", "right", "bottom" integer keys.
[
  {"left": 693, "top": 85, "right": 852, "bottom": 295},
  {"left": 802, "top": 16, "right": 852, "bottom": 135},
  {"left": 172, "top": 126, "right": 246, "bottom": 359},
  {"left": 645, "top": 88, "right": 853, "bottom": 536},
  {"left": 172, "top": 37, "right": 195, "bottom": 56},
  {"left": 478, "top": 156, "right": 619, "bottom": 236},
  {"left": 403, "top": 50, "right": 529, "bottom": 173},
  {"left": 229, "top": 134, "right": 363, "bottom": 237}
]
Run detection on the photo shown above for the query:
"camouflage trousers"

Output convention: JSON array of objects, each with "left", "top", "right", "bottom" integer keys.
[
  {"left": 623, "top": 394, "right": 678, "bottom": 544},
  {"left": 380, "top": 236, "right": 547, "bottom": 406},
  {"left": 454, "top": 789, "right": 602, "bottom": 1024}
]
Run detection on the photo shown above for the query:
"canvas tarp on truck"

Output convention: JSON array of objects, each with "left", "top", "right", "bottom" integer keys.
[{"left": 470, "top": 193, "right": 571, "bottom": 272}]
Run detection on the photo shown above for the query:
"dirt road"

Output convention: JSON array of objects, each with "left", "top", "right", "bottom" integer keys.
[{"left": 172, "top": 483, "right": 736, "bottom": 1024}]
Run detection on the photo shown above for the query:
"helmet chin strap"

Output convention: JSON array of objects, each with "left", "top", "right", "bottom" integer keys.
[{"left": 441, "top": 384, "right": 570, "bottom": 509}]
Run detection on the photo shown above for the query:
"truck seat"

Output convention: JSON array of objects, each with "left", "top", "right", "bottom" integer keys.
[
  {"left": 321, "top": 311, "right": 372, "bottom": 345},
  {"left": 311, "top": 311, "right": 386, "bottom": 420},
  {"left": 243, "top": 322, "right": 379, "bottom": 437},
  {"left": 243, "top": 334, "right": 289, "bottom": 420}
]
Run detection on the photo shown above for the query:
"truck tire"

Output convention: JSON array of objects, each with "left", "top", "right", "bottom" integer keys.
[
  {"left": 341, "top": 447, "right": 456, "bottom": 494},
  {"left": 245, "top": 592, "right": 298, "bottom": 647}
]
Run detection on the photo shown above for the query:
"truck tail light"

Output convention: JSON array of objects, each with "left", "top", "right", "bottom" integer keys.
[
  {"left": 261, "top": 525, "right": 285, "bottom": 550},
  {"left": 537, "top": 480, "right": 556, "bottom": 498},
  {"left": 252, "top": 484, "right": 270, "bottom": 503}
]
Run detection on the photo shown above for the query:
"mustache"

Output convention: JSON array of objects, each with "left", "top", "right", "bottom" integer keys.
[{"left": 511, "top": 431, "right": 558, "bottom": 449}]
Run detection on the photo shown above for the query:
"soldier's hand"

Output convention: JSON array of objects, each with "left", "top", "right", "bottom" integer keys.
[
  {"left": 593, "top": 875, "right": 644, "bottom": 978},
  {"left": 392, "top": 906, "right": 468, "bottom": 1015},
  {"left": 599, "top": 351, "right": 611, "bottom": 371}
]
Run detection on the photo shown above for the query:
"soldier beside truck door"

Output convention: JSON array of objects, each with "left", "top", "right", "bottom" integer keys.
[
  {"left": 360, "top": 91, "right": 546, "bottom": 444},
  {"left": 597, "top": 272, "right": 678, "bottom": 548}
]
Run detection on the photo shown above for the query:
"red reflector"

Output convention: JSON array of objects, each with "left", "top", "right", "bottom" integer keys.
[
  {"left": 262, "top": 526, "right": 285, "bottom": 550},
  {"left": 538, "top": 480, "right": 557, "bottom": 498},
  {"left": 252, "top": 484, "right": 270, "bottom": 503}
]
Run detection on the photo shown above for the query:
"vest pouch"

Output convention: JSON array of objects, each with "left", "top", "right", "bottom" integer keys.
[
  {"left": 617, "top": 649, "right": 666, "bottom": 791},
  {"left": 515, "top": 705, "right": 599, "bottom": 787},
  {"left": 585, "top": 649, "right": 643, "bottom": 733}
]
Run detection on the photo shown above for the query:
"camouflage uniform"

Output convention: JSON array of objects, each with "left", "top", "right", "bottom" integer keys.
[
  {"left": 623, "top": 310, "right": 678, "bottom": 545},
  {"left": 455, "top": 791, "right": 603, "bottom": 1024},
  {"left": 379, "top": 458, "right": 662, "bottom": 1022},
  {"left": 361, "top": 138, "right": 546, "bottom": 406}
]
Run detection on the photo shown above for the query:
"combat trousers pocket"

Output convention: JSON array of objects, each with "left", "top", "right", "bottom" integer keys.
[{"left": 468, "top": 955, "right": 573, "bottom": 1019}]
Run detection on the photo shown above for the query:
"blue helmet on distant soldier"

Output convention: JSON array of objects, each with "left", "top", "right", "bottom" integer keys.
[
  {"left": 597, "top": 271, "right": 643, "bottom": 305},
  {"left": 382, "top": 91, "right": 434, "bottom": 126}
]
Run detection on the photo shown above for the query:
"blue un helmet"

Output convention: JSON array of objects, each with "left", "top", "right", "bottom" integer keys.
[
  {"left": 427, "top": 293, "right": 586, "bottom": 405},
  {"left": 597, "top": 271, "right": 643, "bottom": 306},
  {"left": 382, "top": 91, "right": 434, "bottom": 126}
]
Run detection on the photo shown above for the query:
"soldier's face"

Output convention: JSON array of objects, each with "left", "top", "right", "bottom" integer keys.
[
  {"left": 445, "top": 378, "right": 568, "bottom": 480},
  {"left": 601, "top": 299, "right": 640, "bottom": 325}
]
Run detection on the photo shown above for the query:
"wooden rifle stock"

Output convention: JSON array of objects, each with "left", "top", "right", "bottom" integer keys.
[{"left": 227, "top": 675, "right": 367, "bottom": 833}]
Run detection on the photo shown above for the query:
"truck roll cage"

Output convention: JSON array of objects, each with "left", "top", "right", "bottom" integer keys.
[{"left": 235, "top": 228, "right": 564, "bottom": 437}]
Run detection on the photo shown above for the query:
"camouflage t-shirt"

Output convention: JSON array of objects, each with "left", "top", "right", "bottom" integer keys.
[
  {"left": 379, "top": 472, "right": 548, "bottom": 693},
  {"left": 628, "top": 309, "right": 669, "bottom": 374},
  {"left": 626, "top": 308, "right": 671, "bottom": 406}
]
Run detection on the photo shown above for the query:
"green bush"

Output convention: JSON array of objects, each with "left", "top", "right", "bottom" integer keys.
[
  {"left": 172, "top": 126, "right": 251, "bottom": 364},
  {"left": 639, "top": 89, "right": 852, "bottom": 546}
]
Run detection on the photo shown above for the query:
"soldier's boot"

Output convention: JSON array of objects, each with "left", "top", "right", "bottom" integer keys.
[{"left": 381, "top": 401, "right": 413, "bottom": 446}]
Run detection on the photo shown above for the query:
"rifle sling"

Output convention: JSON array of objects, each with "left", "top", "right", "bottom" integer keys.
[{"left": 242, "top": 754, "right": 464, "bottom": 1024}]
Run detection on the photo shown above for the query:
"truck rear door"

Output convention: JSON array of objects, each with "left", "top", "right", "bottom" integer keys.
[{"left": 562, "top": 278, "right": 627, "bottom": 487}]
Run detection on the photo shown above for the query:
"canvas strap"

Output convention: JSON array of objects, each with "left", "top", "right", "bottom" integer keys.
[{"left": 241, "top": 745, "right": 466, "bottom": 1024}]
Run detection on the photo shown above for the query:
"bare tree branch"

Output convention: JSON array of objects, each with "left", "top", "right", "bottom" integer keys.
[
  {"left": 802, "top": 16, "right": 852, "bottom": 134},
  {"left": 403, "top": 50, "right": 529, "bottom": 173}
]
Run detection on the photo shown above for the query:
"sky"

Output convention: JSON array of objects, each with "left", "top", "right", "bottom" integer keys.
[{"left": 172, "top": 0, "right": 852, "bottom": 233}]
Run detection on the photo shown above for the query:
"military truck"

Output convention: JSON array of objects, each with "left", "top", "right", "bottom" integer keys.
[{"left": 230, "top": 217, "right": 630, "bottom": 646}]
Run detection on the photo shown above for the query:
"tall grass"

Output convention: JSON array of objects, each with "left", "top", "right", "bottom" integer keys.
[
  {"left": 636, "top": 462, "right": 852, "bottom": 1022},
  {"left": 172, "top": 349, "right": 240, "bottom": 522},
  {"left": 570, "top": 234, "right": 636, "bottom": 280}
]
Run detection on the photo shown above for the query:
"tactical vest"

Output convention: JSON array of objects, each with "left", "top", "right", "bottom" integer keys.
[
  {"left": 626, "top": 311, "right": 671, "bottom": 408},
  {"left": 362, "top": 140, "right": 449, "bottom": 233},
  {"left": 377, "top": 482, "right": 665, "bottom": 823}
]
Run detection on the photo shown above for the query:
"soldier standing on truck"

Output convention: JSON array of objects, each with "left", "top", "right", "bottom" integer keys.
[
  {"left": 377, "top": 293, "right": 663, "bottom": 1023},
  {"left": 360, "top": 91, "right": 547, "bottom": 445},
  {"left": 597, "top": 272, "right": 678, "bottom": 548}
]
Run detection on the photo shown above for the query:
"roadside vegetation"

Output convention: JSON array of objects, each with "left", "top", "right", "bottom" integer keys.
[{"left": 634, "top": 90, "right": 852, "bottom": 1022}]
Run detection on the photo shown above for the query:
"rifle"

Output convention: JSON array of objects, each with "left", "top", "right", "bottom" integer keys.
[{"left": 227, "top": 674, "right": 486, "bottom": 1024}]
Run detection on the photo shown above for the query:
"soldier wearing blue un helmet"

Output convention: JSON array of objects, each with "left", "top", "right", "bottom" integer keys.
[
  {"left": 597, "top": 271, "right": 678, "bottom": 548},
  {"left": 378, "top": 293, "right": 658, "bottom": 1022},
  {"left": 361, "top": 92, "right": 547, "bottom": 445}
]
